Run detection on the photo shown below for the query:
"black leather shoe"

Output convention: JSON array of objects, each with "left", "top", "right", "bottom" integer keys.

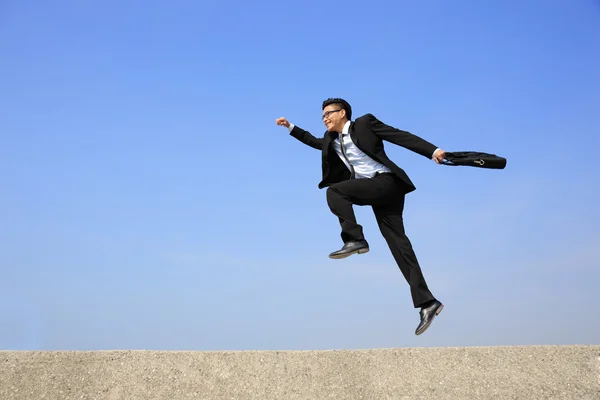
[
  {"left": 415, "top": 300, "right": 443, "bottom": 335},
  {"left": 328, "top": 240, "right": 369, "bottom": 259}
]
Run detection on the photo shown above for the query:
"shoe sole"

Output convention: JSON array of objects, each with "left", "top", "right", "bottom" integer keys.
[
  {"left": 328, "top": 247, "right": 370, "bottom": 259},
  {"left": 415, "top": 304, "right": 444, "bottom": 336}
]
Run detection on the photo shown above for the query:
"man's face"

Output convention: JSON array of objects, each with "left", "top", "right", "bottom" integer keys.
[{"left": 322, "top": 104, "right": 346, "bottom": 132}]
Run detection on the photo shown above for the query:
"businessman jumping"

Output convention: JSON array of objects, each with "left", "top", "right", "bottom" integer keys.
[{"left": 276, "top": 98, "right": 446, "bottom": 335}]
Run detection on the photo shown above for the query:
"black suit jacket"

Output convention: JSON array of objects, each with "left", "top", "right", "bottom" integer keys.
[{"left": 290, "top": 113, "right": 438, "bottom": 194}]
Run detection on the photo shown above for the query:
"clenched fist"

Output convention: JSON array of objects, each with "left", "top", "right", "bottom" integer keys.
[{"left": 276, "top": 117, "right": 290, "bottom": 128}]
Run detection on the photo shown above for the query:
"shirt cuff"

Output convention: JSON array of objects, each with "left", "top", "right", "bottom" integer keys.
[
  {"left": 432, "top": 148, "right": 441, "bottom": 159},
  {"left": 287, "top": 123, "right": 295, "bottom": 132}
]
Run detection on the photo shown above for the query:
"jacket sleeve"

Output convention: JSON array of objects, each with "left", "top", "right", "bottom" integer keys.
[
  {"left": 366, "top": 114, "right": 438, "bottom": 159},
  {"left": 289, "top": 125, "right": 324, "bottom": 151}
]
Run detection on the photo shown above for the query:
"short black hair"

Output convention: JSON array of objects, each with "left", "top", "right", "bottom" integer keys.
[{"left": 322, "top": 98, "right": 352, "bottom": 120}]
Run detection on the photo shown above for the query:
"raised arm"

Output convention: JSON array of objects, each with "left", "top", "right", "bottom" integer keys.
[
  {"left": 276, "top": 117, "right": 323, "bottom": 150},
  {"left": 366, "top": 114, "right": 445, "bottom": 162}
]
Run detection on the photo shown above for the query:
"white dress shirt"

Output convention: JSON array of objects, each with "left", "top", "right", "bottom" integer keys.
[{"left": 288, "top": 120, "right": 440, "bottom": 179}]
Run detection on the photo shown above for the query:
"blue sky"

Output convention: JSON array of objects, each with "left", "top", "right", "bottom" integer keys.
[{"left": 1, "top": 0, "right": 599, "bottom": 351}]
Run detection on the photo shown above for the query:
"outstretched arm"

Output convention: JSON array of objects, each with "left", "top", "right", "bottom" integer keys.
[
  {"left": 276, "top": 117, "right": 323, "bottom": 150},
  {"left": 366, "top": 114, "right": 445, "bottom": 163}
]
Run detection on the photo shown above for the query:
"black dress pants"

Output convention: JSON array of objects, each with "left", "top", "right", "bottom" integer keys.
[{"left": 325, "top": 173, "right": 435, "bottom": 308}]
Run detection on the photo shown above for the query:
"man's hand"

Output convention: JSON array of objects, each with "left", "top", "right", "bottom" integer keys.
[
  {"left": 433, "top": 148, "right": 446, "bottom": 164},
  {"left": 276, "top": 117, "right": 290, "bottom": 128}
]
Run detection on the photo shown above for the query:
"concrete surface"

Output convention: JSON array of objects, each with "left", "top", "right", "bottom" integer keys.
[{"left": 1, "top": 345, "right": 599, "bottom": 399}]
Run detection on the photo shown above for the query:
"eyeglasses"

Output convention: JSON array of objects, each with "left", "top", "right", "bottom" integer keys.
[{"left": 322, "top": 109, "right": 342, "bottom": 120}]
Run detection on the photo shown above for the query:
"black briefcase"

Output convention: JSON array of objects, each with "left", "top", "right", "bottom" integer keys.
[{"left": 442, "top": 151, "right": 507, "bottom": 169}]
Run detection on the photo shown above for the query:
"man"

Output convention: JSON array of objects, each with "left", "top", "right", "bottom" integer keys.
[{"left": 276, "top": 98, "right": 446, "bottom": 335}]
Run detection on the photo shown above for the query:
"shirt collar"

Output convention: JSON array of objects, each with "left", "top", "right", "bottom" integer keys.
[{"left": 341, "top": 120, "right": 351, "bottom": 134}]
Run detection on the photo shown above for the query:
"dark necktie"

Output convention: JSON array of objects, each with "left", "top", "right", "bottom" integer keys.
[{"left": 339, "top": 133, "right": 355, "bottom": 179}]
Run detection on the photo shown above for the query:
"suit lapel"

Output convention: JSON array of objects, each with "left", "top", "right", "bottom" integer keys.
[{"left": 324, "top": 130, "right": 337, "bottom": 151}]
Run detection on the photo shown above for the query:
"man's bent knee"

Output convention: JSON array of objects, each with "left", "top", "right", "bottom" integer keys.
[{"left": 326, "top": 186, "right": 337, "bottom": 202}]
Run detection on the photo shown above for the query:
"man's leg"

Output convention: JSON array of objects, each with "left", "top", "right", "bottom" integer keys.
[
  {"left": 325, "top": 173, "right": 402, "bottom": 258},
  {"left": 371, "top": 197, "right": 435, "bottom": 308},
  {"left": 372, "top": 196, "right": 444, "bottom": 335}
]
